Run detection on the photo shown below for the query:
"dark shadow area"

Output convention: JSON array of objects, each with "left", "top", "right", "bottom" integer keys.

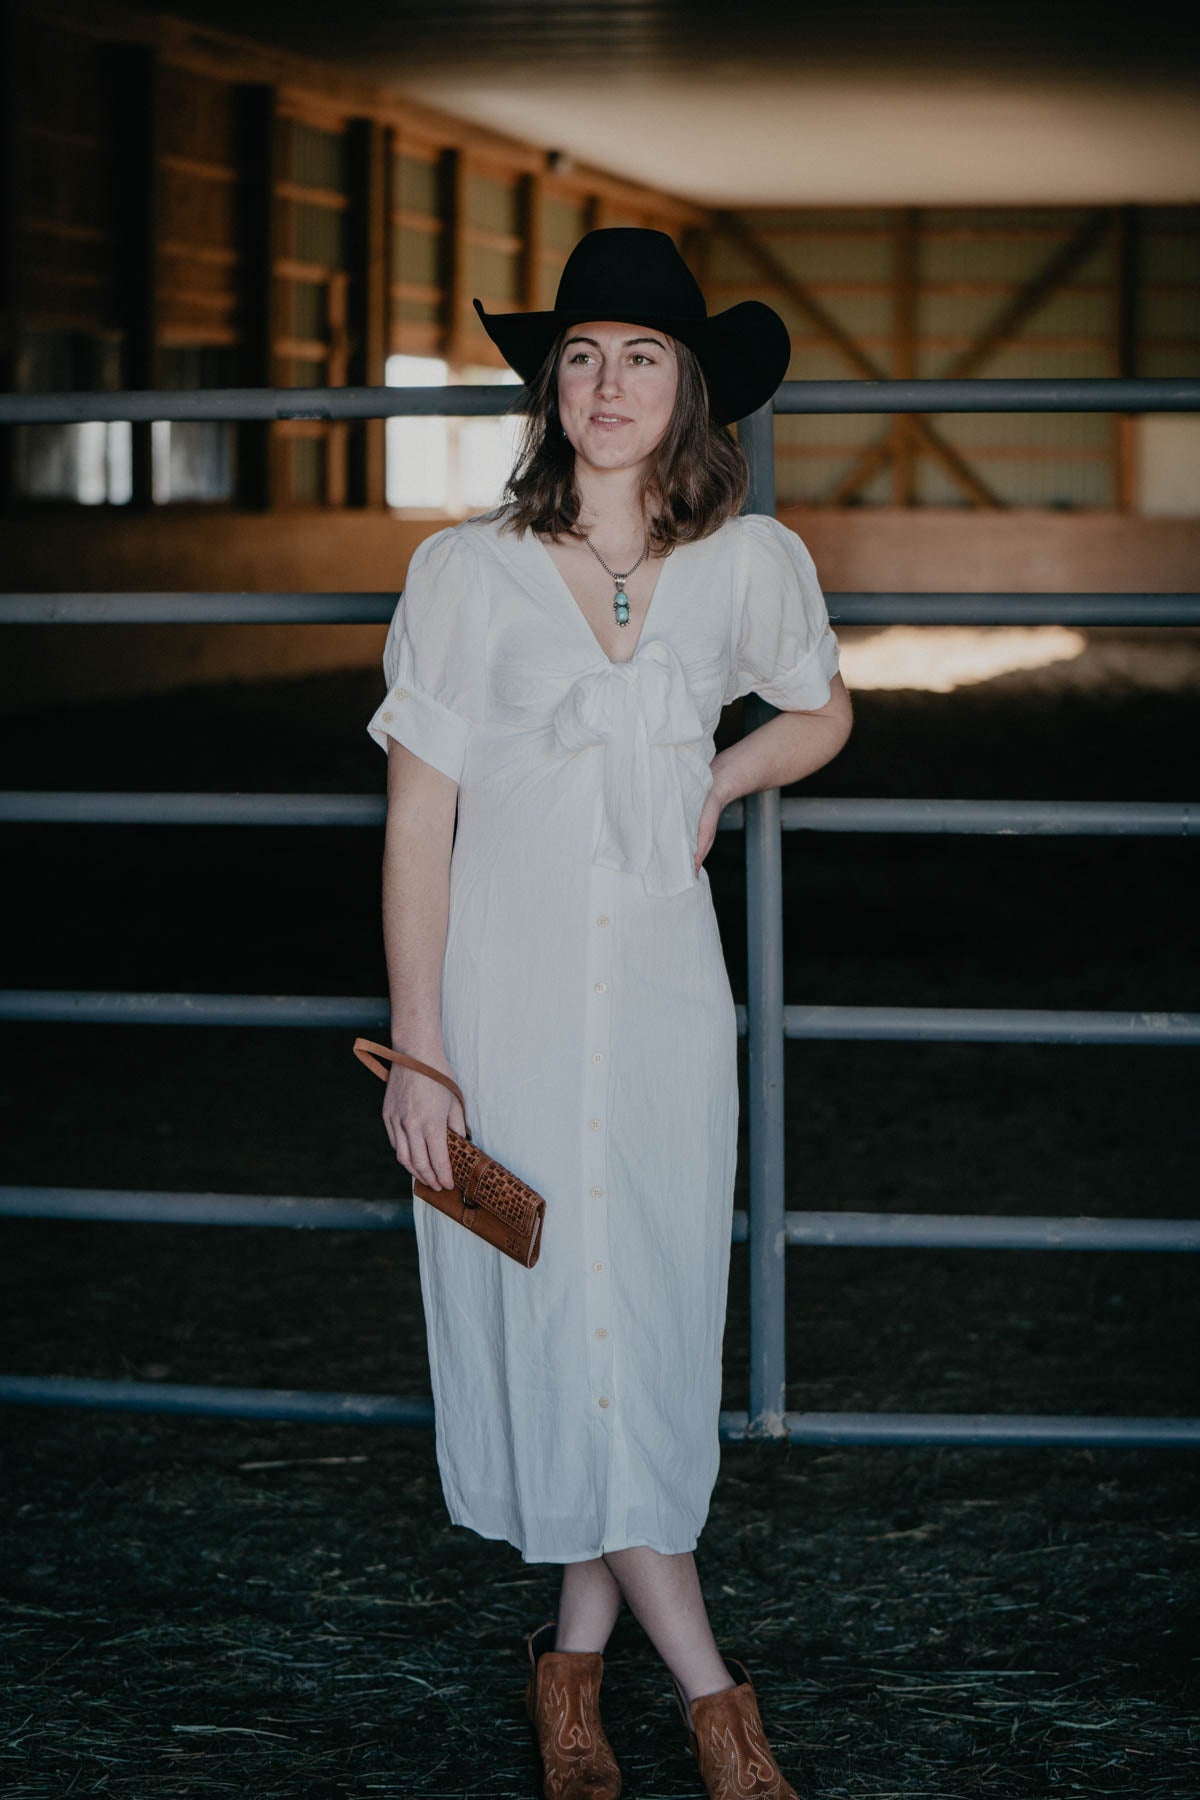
[{"left": 1, "top": 661, "right": 1196, "bottom": 1796}]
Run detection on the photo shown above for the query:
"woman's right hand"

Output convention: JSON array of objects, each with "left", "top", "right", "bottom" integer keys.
[{"left": 382, "top": 1057, "right": 468, "bottom": 1192}]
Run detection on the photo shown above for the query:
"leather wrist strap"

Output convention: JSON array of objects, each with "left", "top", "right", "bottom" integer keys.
[{"left": 351, "top": 1038, "right": 472, "bottom": 1138}]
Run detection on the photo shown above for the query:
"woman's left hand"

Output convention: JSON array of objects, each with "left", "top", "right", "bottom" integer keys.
[{"left": 693, "top": 781, "right": 727, "bottom": 876}]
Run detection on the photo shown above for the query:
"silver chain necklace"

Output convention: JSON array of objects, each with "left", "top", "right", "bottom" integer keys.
[{"left": 573, "top": 528, "right": 651, "bottom": 630}]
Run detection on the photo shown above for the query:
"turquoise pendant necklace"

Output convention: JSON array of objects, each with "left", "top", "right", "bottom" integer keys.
[{"left": 577, "top": 529, "right": 651, "bottom": 629}]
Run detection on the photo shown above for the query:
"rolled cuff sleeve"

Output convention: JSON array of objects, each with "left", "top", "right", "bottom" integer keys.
[
  {"left": 366, "top": 526, "right": 488, "bottom": 784},
  {"left": 724, "top": 513, "right": 841, "bottom": 712}
]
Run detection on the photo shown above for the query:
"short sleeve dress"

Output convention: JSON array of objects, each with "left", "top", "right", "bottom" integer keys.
[{"left": 367, "top": 505, "right": 840, "bottom": 1565}]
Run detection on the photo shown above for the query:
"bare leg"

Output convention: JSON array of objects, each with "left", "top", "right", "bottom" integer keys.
[
  {"left": 555, "top": 1555, "right": 624, "bottom": 1652},
  {"left": 601, "top": 1545, "right": 735, "bottom": 1726}
]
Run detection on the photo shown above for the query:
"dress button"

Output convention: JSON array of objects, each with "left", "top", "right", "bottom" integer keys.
[
  {"left": 598, "top": 1396, "right": 610, "bottom": 1408},
  {"left": 588, "top": 1117, "right": 601, "bottom": 1130},
  {"left": 593, "top": 1260, "right": 605, "bottom": 1272},
  {"left": 593, "top": 981, "right": 607, "bottom": 994},
  {"left": 592, "top": 1051, "right": 603, "bottom": 1063},
  {"left": 595, "top": 1327, "right": 608, "bottom": 1339},
  {"left": 590, "top": 1186, "right": 603, "bottom": 1198},
  {"left": 394, "top": 687, "right": 407, "bottom": 699},
  {"left": 381, "top": 709, "right": 394, "bottom": 722},
  {"left": 596, "top": 915, "right": 609, "bottom": 927}
]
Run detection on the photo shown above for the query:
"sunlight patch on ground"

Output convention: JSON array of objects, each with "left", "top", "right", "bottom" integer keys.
[{"left": 838, "top": 626, "right": 1088, "bottom": 692}]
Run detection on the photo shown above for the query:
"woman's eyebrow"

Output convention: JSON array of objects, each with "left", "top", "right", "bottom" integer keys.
[{"left": 563, "top": 334, "right": 668, "bottom": 350}]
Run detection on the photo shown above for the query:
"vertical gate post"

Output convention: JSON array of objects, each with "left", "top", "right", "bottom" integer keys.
[{"left": 739, "top": 401, "right": 788, "bottom": 1438}]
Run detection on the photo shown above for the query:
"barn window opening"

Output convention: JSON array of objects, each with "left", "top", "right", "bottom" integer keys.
[
  {"left": 151, "top": 345, "right": 238, "bottom": 505},
  {"left": 385, "top": 354, "right": 522, "bottom": 514},
  {"left": 12, "top": 329, "right": 131, "bottom": 505}
]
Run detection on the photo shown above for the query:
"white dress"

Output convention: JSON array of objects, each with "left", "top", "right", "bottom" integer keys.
[{"left": 367, "top": 503, "right": 840, "bottom": 1565}]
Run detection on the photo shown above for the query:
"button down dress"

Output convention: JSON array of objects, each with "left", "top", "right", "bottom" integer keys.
[{"left": 367, "top": 504, "right": 840, "bottom": 1565}]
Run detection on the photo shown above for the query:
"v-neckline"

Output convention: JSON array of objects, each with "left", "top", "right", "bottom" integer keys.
[{"left": 530, "top": 528, "right": 674, "bottom": 668}]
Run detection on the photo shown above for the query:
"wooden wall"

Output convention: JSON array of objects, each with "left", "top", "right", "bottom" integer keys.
[
  {"left": 2, "top": 2, "right": 1198, "bottom": 714},
  {"left": 1, "top": 1, "right": 705, "bottom": 516},
  {"left": 706, "top": 205, "right": 1200, "bottom": 511}
]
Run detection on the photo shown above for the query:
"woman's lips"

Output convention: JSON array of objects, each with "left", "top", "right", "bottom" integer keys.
[{"left": 590, "top": 415, "right": 632, "bottom": 429}]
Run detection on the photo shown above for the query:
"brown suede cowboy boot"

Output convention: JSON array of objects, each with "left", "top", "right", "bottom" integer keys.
[
  {"left": 672, "top": 1656, "right": 802, "bottom": 1799},
  {"left": 525, "top": 1619, "right": 623, "bottom": 1800}
]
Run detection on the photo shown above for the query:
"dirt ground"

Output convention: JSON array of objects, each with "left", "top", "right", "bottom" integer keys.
[{"left": 1, "top": 625, "right": 1197, "bottom": 1797}]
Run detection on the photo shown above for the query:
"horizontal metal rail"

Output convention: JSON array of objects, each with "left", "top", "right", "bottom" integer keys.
[
  {"left": 2, "top": 791, "right": 1193, "bottom": 836},
  {"left": 2, "top": 377, "right": 1199, "bottom": 428},
  {"left": 779, "top": 1211, "right": 1200, "bottom": 1250},
  {"left": 0, "top": 1373, "right": 438, "bottom": 1426},
  {"left": 779, "top": 798, "right": 1195, "bottom": 836},
  {"left": 4, "top": 591, "right": 1200, "bottom": 625},
  {"left": 826, "top": 594, "right": 1200, "bottom": 627},
  {"left": 0, "top": 1373, "right": 1193, "bottom": 1445},
  {"left": 2, "top": 791, "right": 391, "bottom": 827},
  {"left": 4, "top": 1185, "right": 1198, "bottom": 1251},
  {"left": 729, "top": 1412, "right": 1200, "bottom": 1448},
  {"left": 3, "top": 375, "right": 1195, "bottom": 1450},
  {"left": 3, "top": 989, "right": 1198, "bottom": 1042},
  {"left": 783, "top": 1005, "right": 1200, "bottom": 1044},
  {"left": 0, "top": 1186, "right": 417, "bottom": 1230},
  {"left": 775, "top": 378, "right": 1200, "bottom": 415}
]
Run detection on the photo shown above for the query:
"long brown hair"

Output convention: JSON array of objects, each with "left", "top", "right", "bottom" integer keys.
[{"left": 480, "top": 325, "right": 750, "bottom": 554}]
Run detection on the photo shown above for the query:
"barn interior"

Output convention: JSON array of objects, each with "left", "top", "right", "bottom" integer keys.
[{"left": 2, "top": 4, "right": 1197, "bottom": 1796}]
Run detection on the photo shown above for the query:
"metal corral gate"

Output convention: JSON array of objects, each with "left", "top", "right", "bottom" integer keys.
[{"left": 2, "top": 375, "right": 1199, "bottom": 1447}]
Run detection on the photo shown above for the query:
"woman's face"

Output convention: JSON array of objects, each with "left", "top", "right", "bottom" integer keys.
[{"left": 556, "top": 320, "right": 679, "bottom": 474}]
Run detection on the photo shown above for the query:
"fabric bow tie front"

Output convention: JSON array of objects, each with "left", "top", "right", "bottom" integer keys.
[{"left": 550, "top": 639, "right": 713, "bottom": 898}]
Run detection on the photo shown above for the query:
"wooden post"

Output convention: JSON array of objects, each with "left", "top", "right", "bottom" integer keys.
[
  {"left": 232, "top": 83, "right": 280, "bottom": 511},
  {"left": 439, "top": 146, "right": 467, "bottom": 367},
  {"left": 712, "top": 207, "right": 1000, "bottom": 508},
  {"left": 345, "top": 115, "right": 387, "bottom": 507},
  {"left": 891, "top": 207, "right": 918, "bottom": 506},
  {"left": 325, "top": 268, "right": 349, "bottom": 505},
  {"left": 520, "top": 169, "right": 544, "bottom": 313},
  {"left": 1114, "top": 204, "right": 1140, "bottom": 513},
  {"left": 0, "top": 4, "right": 19, "bottom": 513},
  {"left": 105, "top": 40, "right": 160, "bottom": 510}
]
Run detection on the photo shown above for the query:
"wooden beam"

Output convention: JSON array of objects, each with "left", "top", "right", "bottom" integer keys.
[
  {"left": 828, "top": 435, "right": 894, "bottom": 508},
  {"left": 711, "top": 208, "right": 1000, "bottom": 508},
  {"left": 891, "top": 207, "right": 918, "bottom": 506},
  {"left": 325, "top": 267, "right": 349, "bottom": 506},
  {"left": 941, "top": 208, "right": 1113, "bottom": 381},
  {"left": 1114, "top": 204, "right": 1140, "bottom": 513},
  {"left": 830, "top": 415, "right": 1001, "bottom": 510},
  {"left": 345, "top": 114, "right": 387, "bottom": 507},
  {"left": 232, "top": 82, "right": 280, "bottom": 510},
  {"left": 15, "top": 0, "right": 708, "bottom": 240},
  {"left": 104, "top": 38, "right": 160, "bottom": 509},
  {"left": 712, "top": 208, "right": 877, "bottom": 379},
  {"left": 0, "top": 4, "right": 20, "bottom": 513},
  {"left": 439, "top": 145, "right": 467, "bottom": 367},
  {"left": 831, "top": 208, "right": 1113, "bottom": 507},
  {"left": 519, "top": 168, "right": 545, "bottom": 313}
]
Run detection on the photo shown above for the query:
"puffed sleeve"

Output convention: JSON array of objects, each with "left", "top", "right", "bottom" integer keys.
[
  {"left": 723, "top": 513, "right": 841, "bottom": 711},
  {"left": 366, "top": 525, "right": 489, "bottom": 783}
]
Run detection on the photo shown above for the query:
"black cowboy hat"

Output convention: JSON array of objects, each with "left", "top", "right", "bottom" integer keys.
[{"left": 472, "top": 227, "right": 792, "bottom": 428}]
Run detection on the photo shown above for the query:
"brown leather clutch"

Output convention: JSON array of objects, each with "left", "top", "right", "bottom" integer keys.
[{"left": 352, "top": 1038, "right": 545, "bottom": 1268}]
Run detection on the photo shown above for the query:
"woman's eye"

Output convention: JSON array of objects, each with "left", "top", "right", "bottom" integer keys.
[{"left": 567, "top": 351, "right": 655, "bottom": 365}]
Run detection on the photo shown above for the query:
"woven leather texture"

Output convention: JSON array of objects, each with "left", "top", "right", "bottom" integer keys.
[
  {"left": 447, "top": 1130, "right": 541, "bottom": 1228},
  {"left": 414, "top": 1128, "right": 546, "bottom": 1267},
  {"left": 353, "top": 1036, "right": 546, "bottom": 1267}
]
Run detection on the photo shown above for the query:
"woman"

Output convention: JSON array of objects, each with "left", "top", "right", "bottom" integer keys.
[{"left": 368, "top": 227, "right": 853, "bottom": 1800}]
